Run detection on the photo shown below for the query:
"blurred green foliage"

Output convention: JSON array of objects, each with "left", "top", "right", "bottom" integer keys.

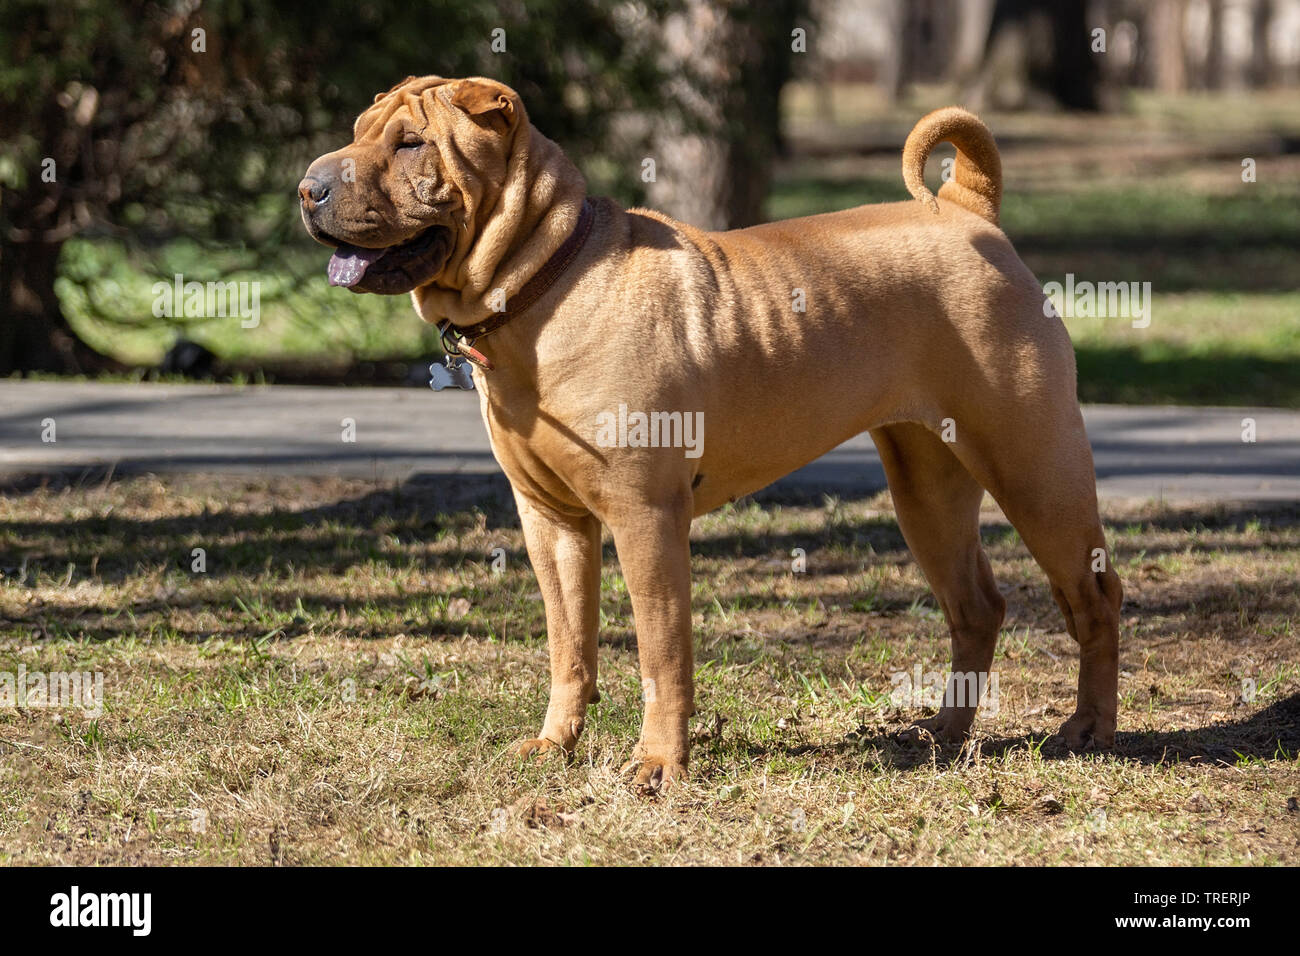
[{"left": 0, "top": 0, "right": 676, "bottom": 359}]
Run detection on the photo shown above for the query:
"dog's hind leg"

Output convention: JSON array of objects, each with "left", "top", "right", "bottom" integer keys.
[
  {"left": 511, "top": 492, "right": 603, "bottom": 761},
  {"left": 942, "top": 407, "right": 1122, "bottom": 749},
  {"left": 871, "top": 422, "right": 1006, "bottom": 742}
]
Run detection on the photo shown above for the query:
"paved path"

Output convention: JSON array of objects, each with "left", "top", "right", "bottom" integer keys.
[{"left": 1, "top": 381, "right": 1297, "bottom": 503}]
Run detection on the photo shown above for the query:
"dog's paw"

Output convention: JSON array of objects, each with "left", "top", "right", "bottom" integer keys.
[
  {"left": 1057, "top": 711, "right": 1116, "bottom": 750},
  {"left": 897, "top": 724, "right": 937, "bottom": 748},
  {"left": 619, "top": 756, "right": 686, "bottom": 794},
  {"left": 511, "top": 737, "right": 569, "bottom": 761},
  {"left": 899, "top": 710, "right": 973, "bottom": 746}
]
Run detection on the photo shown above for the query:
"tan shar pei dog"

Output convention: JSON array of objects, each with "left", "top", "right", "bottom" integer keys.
[{"left": 299, "top": 75, "right": 1122, "bottom": 790}]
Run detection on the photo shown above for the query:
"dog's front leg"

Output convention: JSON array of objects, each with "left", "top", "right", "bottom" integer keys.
[
  {"left": 608, "top": 501, "right": 694, "bottom": 790},
  {"left": 511, "top": 493, "right": 602, "bottom": 760}
]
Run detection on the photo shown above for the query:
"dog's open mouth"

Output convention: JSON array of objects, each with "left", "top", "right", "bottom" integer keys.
[{"left": 323, "top": 226, "right": 452, "bottom": 295}]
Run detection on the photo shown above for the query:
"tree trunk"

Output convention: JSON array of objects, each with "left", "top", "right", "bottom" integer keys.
[
  {"left": 1204, "top": 0, "right": 1225, "bottom": 90},
  {"left": 646, "top": 0, "right": 801, "bottom": 230},
  {"left": 979, "top": 0, "right": 1101, "bottom": 111},
  {"left": 1148, "top": 0, "right": 1188, "bottom": 93},
  {"left": 0, "top": 238, "right": 117, "bottom": 375},
  {"left": 949, "top": 0, "right": 997, "bottom": 93},
  {"left": 877, "top": 0, "right": 909, "bottom": 103},
  {"left": 1047, "top": 0, "right": 1100, "bottom": 109},
  {"left": 1248, "top": 0, "right": 1275, "bottom": 88}
]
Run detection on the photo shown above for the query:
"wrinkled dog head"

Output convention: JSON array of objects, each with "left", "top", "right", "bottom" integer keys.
[{"left": 298, "top": 75, "right": 523, "bottom": 295}]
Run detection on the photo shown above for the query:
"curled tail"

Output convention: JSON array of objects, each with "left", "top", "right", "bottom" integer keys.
[{"left": 902, "top": 106, "right": 1002, "bottom": 225}]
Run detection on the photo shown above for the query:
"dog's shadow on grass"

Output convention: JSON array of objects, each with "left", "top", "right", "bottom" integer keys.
[{"left": 765, "top": 692, "right": 1300, "bottom": 771}]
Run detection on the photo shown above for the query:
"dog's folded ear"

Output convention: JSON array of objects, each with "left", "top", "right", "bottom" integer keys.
[
  {"left": 376, "top": 76, "right": 417, "bottom": 103},
  {"left": 449, "top": 78, "right": 517, "bottom": 133}
]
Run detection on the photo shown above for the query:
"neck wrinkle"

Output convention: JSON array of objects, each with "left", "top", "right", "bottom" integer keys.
[{"left": 418, "top": 129, "right": 587, "bottom": 329}]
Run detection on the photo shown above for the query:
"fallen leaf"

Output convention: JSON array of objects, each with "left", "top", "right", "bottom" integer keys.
[{"left": 512, "top": 797, "right": 566, "bottom": 829}]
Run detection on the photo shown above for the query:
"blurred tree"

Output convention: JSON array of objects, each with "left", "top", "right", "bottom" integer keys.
[
  {"left": 1247, "top": 0, "right": 1276, "bottom": 88},
  {"left": 959, "top": 0, "right": 1102, "bottom": 110},
  {"left": 645, "top": 0, "right": 807, "bottom": 229},
  {"left": 1204, "top": 0, "right": 1226, "bottom": 91},
  {"left": 0, "top": 0, "right": 672, "bottom": 374},
  {"left": 1148, "top": 0, "right": 1188, "bottom": 92}
]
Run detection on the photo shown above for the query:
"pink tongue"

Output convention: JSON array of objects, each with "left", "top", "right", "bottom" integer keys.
[{"left": 327, "top": 245, "right": 387, "bottom": 287}]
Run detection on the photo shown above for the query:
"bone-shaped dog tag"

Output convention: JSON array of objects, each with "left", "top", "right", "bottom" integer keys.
[{"left": 429, "top": 356, "right": 475, "bottom": 391}]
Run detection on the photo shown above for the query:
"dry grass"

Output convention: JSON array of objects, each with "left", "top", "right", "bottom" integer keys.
[{"left": 1, "top": 473, "right": 1297, "bottom": 865}]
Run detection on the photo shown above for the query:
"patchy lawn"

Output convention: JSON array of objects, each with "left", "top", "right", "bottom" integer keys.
[{"left": 1, "top": 474, "right": 1297, "bottom": 865}]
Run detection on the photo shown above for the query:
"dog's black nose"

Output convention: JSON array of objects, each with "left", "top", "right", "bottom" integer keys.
[{"left": 298, "top": 176, "right": 330, "bottom": 206}]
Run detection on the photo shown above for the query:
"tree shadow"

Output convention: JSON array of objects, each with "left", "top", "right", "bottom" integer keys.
[
  {"left": 765, "top": 693, "right": 1300, "bottom": 771},
  {"left": 5, "top": 471, "right": 1298, "bottom": 637},
  {"left": 0, "top": 469, "right": 522, "bottom": 586}
]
